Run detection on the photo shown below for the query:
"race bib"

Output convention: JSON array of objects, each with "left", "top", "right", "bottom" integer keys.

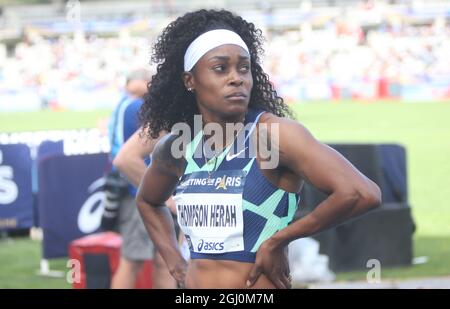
[{"left": 174, "top": 170, "right": 246, "bottom": 254}]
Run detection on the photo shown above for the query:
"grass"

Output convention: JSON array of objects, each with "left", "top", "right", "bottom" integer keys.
[
  {"left": 0, "top": 237, "right": 70, "bottom": 289},
  {"left": 1, "top": 101, "right": 449, "bottom": 287},
  {"left": 0, "top": 109, "right": 112, "bottom": 133},
  {"left": 0, "top": 109, "right": 112, "bottom": 288},
  {"left": 334, "top": 235, "right": 450, "bottom": 281},
  {"left": 292, "top": 101, "right": 450, "bottom": 237},
  {"left": 291, "top": 101, "right": 450, "bottom": 281}
]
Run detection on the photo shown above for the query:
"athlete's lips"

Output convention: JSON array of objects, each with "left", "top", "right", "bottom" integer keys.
[{"left": 225, "top": 92, "right": 247, "bottom": 99}]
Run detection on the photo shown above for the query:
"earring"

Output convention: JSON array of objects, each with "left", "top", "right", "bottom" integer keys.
[{"left": 188, "top": 87, "right": 193, "bottom": 92}]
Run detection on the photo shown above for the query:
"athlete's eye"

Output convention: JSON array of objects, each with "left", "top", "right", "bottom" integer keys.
[
  {"left": 239, "top": 65, "right": 250, "bottom": 73},
  {"left": 213, "top": 65, "right": 226, "bottom": 72}
]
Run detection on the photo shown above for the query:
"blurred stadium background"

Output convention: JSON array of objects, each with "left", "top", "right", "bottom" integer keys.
[{"left": 0, "top": 0, "right": 449, "bottom": 288}]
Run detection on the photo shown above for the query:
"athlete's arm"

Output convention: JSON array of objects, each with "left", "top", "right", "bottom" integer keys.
[
  {"left": 272, "top": 115, "right": 381, "bottom": 241},
  {"left": 247, "top": 114, "right": 381, "bottom": 287},
  {"left": 136, "top": 133, "right": 187, "bottom": 286}
]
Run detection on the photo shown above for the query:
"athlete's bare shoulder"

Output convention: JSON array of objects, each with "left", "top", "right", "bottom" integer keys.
[{"left": 151, "top": 133, "right": 187, "bottom": 178}]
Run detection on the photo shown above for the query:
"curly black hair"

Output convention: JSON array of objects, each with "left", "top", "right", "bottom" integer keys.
[{"left": 140, "top": 9, "right": 293, "bottom": 139}]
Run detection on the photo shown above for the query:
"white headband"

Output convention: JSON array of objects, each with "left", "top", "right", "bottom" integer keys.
[{"left": 184, "top": 29, "right": 250, "bottom": 72}]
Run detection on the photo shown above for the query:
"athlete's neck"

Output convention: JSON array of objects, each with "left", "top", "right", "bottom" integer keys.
[{"left": 200, "top": 111, "right": 245, "bottom": 155}]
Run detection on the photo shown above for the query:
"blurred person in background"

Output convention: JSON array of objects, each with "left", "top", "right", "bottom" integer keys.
[
  {"left": 105, "top": 68, "right": 176, "bottom": 289},
  {"left": 112, "top": 128, "right": 188, "bottom": 278}
]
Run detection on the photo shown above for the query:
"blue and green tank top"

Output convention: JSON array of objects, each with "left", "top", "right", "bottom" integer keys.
[{"left": 173, "top": 108, "right": 300, "bottom": 263}]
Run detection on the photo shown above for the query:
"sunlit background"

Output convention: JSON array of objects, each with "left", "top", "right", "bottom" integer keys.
[{"left": 0, "top": 0, "right": 449, "bottom": 289}]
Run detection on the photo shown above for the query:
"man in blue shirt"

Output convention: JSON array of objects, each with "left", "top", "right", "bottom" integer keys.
[{"left": 107, "top": 69, "right": 174, "bottom": 288}]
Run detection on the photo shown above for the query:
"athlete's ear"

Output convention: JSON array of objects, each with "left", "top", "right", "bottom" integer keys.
[{"left": 182, "top": 71, "right": 194, "bottom": 92}]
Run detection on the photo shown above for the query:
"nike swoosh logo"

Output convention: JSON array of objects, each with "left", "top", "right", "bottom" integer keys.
[{"left": 226, "top": 147, "right": 248, "bottom": 161}]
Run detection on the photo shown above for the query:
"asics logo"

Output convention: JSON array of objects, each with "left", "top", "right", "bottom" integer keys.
[{"left": 197, "top": 239, "right": 224, "bottom": 251}]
